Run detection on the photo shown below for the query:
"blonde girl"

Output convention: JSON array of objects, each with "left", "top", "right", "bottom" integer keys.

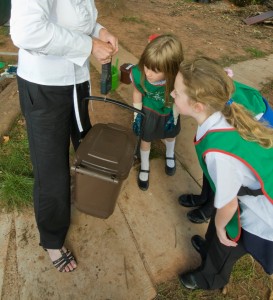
[
  {"left": 172, "top": 57, "right": 273, "bottom": 290},
  {"left": 131, "top": 34, "right": 184, "bottom": 191}
]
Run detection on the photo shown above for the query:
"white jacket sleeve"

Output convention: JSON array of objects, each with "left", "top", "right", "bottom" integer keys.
[{"left": 10, "top": 0, "right": 102, "bottom": 66}]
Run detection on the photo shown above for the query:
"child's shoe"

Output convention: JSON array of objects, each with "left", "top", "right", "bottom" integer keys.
[
  {"left": 138, "top": 169, "right": 150, "bottom": 191},
  {"left": 165, "top": 156, "right": 176, "bottom": 176}
]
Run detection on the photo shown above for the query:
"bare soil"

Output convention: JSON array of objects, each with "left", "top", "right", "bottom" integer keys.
[{"left": 96, "top": 0, "right": 273, "bottom": 63}]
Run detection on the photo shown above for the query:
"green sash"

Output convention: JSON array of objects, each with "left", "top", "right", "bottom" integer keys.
[
  {"left": 232, "top": 81, "right": 266, "bottom": 116},
  {"left": 195, "top": 129, "right": 273, "bottom": 241},
  {"left": 131, "top": 65, "right": 172, "bottom": 114}
]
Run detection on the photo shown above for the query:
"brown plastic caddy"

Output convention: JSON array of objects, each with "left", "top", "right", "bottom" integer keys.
[{"left": 71, "top": 97, "right": 144, "bottom": 219}]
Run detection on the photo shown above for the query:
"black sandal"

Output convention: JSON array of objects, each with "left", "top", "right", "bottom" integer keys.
[{"left": 45, "top": 248, "right": 77, "bottom": 272}]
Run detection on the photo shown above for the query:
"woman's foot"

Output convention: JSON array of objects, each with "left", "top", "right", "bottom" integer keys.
[{"left": 46, "top": 247, "right": 77, "bottom": 272}]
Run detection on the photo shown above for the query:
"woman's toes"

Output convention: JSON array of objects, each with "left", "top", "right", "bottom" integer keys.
[{"left": 46, "top": 247, "right": 77, "bottom": 272}]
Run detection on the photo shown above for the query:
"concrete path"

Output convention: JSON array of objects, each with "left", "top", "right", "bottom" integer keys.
[{"left": 0, "top": 47, "right": 272, "bottom": 300}]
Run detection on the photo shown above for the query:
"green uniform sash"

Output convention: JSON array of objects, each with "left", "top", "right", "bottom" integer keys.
[
  {"left": 232, "top": 81, "right": 266, "bottom": 116},
  {"left": 195, "top": 129, "right": 273, "bottom": 241},
  {"left": 131, "top": 65, "right": 172, "bottom": 114}
]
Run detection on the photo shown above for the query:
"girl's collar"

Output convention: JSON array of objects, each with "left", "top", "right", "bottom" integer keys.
[
  {"left": 196, "top": 112, "right": 232, "bottom": 141},
  {"left": 147, "top": 79, "right": 166, "bottom": 86}
]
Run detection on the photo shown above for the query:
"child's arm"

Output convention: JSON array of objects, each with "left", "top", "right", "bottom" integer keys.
[
  {"left": 132, "top": 86, "right": 143, "bottom": 120},
  {"left": 173, "top": 103, "right": 179, "bottom": 125},
  {"left": 215, "top": 197, "right": 238, "bottom": 247},
  {"left": 132, "top": 86, "right": 143, "bottom": 136}
]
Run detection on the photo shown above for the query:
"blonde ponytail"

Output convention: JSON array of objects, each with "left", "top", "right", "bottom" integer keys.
[
  {"left": 223, "top": 102, "right": 273, "bottom": 148},
  {"left": 179, "top": 56, "right": 273, "bottom": 148}
]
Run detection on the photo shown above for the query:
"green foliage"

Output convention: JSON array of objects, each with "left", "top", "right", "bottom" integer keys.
[
  {"left": 156, "top": 255, "right": 272, "bottom": 299},
  {"left": 0, "top": 172, "right": 33, "bottom": 208},
  {"left": 0, "top": 118, "right": 33, "bottom": 210},
  {"left": 229, "top": 0, "right": 263, "bottom": 6},
  {"left": 244, "top": 47, "right": 266, "bottom": 58},
  {"left": 120, "top": 16, "right": 147, "bottom": 25},
  {"left": 217, "top": 55, "right": 248, "bottom": 67},
  {"left": 260, "top": 80, "right": 273, "bottom": 105},
  {"left": 0, "top": 26, "right": 9, "bottom": 36}
]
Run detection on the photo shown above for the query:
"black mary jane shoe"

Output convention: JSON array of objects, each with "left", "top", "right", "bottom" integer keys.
[
  {"left": 187, "top": 207, "right": 210, "bottom": 224},
  {"left": 178, "top": 194, "right": 206, "bottom": 207},
  {"left": 178, "top": 272, "right": 200, "bottom": 290},
  {"left": 191, "top": 235, "right": 207, "bottom": 260},
  {"left": 138, "top": 169, "right": 150, "bottom": 191},
  {"left": 165, "top": 156, "right": 176, "bottom": 176}
]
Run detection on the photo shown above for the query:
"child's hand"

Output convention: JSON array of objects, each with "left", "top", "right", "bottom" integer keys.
[
  {"left": 165, "top": 110, "right": 175, "bottom": 131},
  {"left": 132, "top": 113, "right": 143, "bottom": 136},
  {"left": 216, "top": 227, "right": 238, "bottom": 247}
]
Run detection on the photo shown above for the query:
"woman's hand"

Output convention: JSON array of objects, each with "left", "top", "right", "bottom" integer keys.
[
  {"left": 92, "top": 29, "right": 118, "bottom": 64},
  {"left": 99, "top": 28, "right": 118, "bottom": 56},
  {"left": 91, "top": 38, "right": 114, "bottom": 64}
]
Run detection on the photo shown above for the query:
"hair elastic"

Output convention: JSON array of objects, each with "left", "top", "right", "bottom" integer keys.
[{"left": 226, "top": 98, "right": 234, "bottom": 106}]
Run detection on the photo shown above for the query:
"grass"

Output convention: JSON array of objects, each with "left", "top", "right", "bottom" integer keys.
[
  {"left": 0, "top": 57, "right": 18, "bottom": 67},
  {"left": 156, "top": 255, "right": 272, "bottom": 299},
  {"left": 0, "top": 26, "right": 10, "bottom": 36},
  {"left": 199, "top": 46, "right": 268, "bottom": 68},
  {"left": 120, "top": 15, "right": 148, "bottom": 26},
  {"left": 218, "top": 55, "right": 249, "bottom": 67},
  {"left": 261, "top": 80, "right": 273, "bottom": 105},
  {"left": 244, "top": 47, "right": 266, "bottom": 58},
  {"left": 0, "top": 117, "right": 33, "bottom": 210}
]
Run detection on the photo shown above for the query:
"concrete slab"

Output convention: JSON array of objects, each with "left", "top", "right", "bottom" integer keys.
[
  {"left": 0, "top": 213, "right": 12, "bottom": 295},
  {"left": 176, "top": 116, "right": 202, "bottom": 185},
  {"left": 14, "top": 208, "right": 156, "bottom": 300},
  {"left": 231, "top": 54, "right": 273, "bottom": 89},
  {"left": 118, "top": 159, "right": 207, "bottom": 284}
]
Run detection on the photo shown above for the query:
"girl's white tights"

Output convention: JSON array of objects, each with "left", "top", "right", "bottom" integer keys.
[
  {"left": 139, "top": 149, "right": 150, "bottom": 181},
  {"left": 165, "top": 139, "right": 175, "bottom": 167}
]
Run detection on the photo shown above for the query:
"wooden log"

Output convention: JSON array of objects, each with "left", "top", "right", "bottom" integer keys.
[{"left": 243, "top": 10, "right": 273, "bottom": 25}]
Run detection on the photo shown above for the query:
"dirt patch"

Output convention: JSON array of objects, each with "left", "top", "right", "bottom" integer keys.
[
  {"left": 96, "top": 0, "right": 273, "bottom": 63},
  {"left": 0, "top": 78, "right": 13, "bottom": 93},
  {"left": 1, "top": 216, "right": 20, "bottom": 300}
]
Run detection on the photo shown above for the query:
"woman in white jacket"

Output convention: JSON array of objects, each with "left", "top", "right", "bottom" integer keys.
[{"left": 10, "top": 0, "right": 118, "bottom": 272}]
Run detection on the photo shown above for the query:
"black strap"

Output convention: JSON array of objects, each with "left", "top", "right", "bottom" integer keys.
[
  {"left": 237, "top": 186, "right": 263, "bottom": 197},
  {"left": 139, "top": 169, "right": 150, "bottom": 173}
]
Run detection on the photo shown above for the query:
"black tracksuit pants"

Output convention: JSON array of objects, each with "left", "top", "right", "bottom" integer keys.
[
  {"left": 194, "top": 210, "right": 247, "bottom": 289},
  {"left": 17, "top": 76, "right": 91, "bottom": 249}
]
